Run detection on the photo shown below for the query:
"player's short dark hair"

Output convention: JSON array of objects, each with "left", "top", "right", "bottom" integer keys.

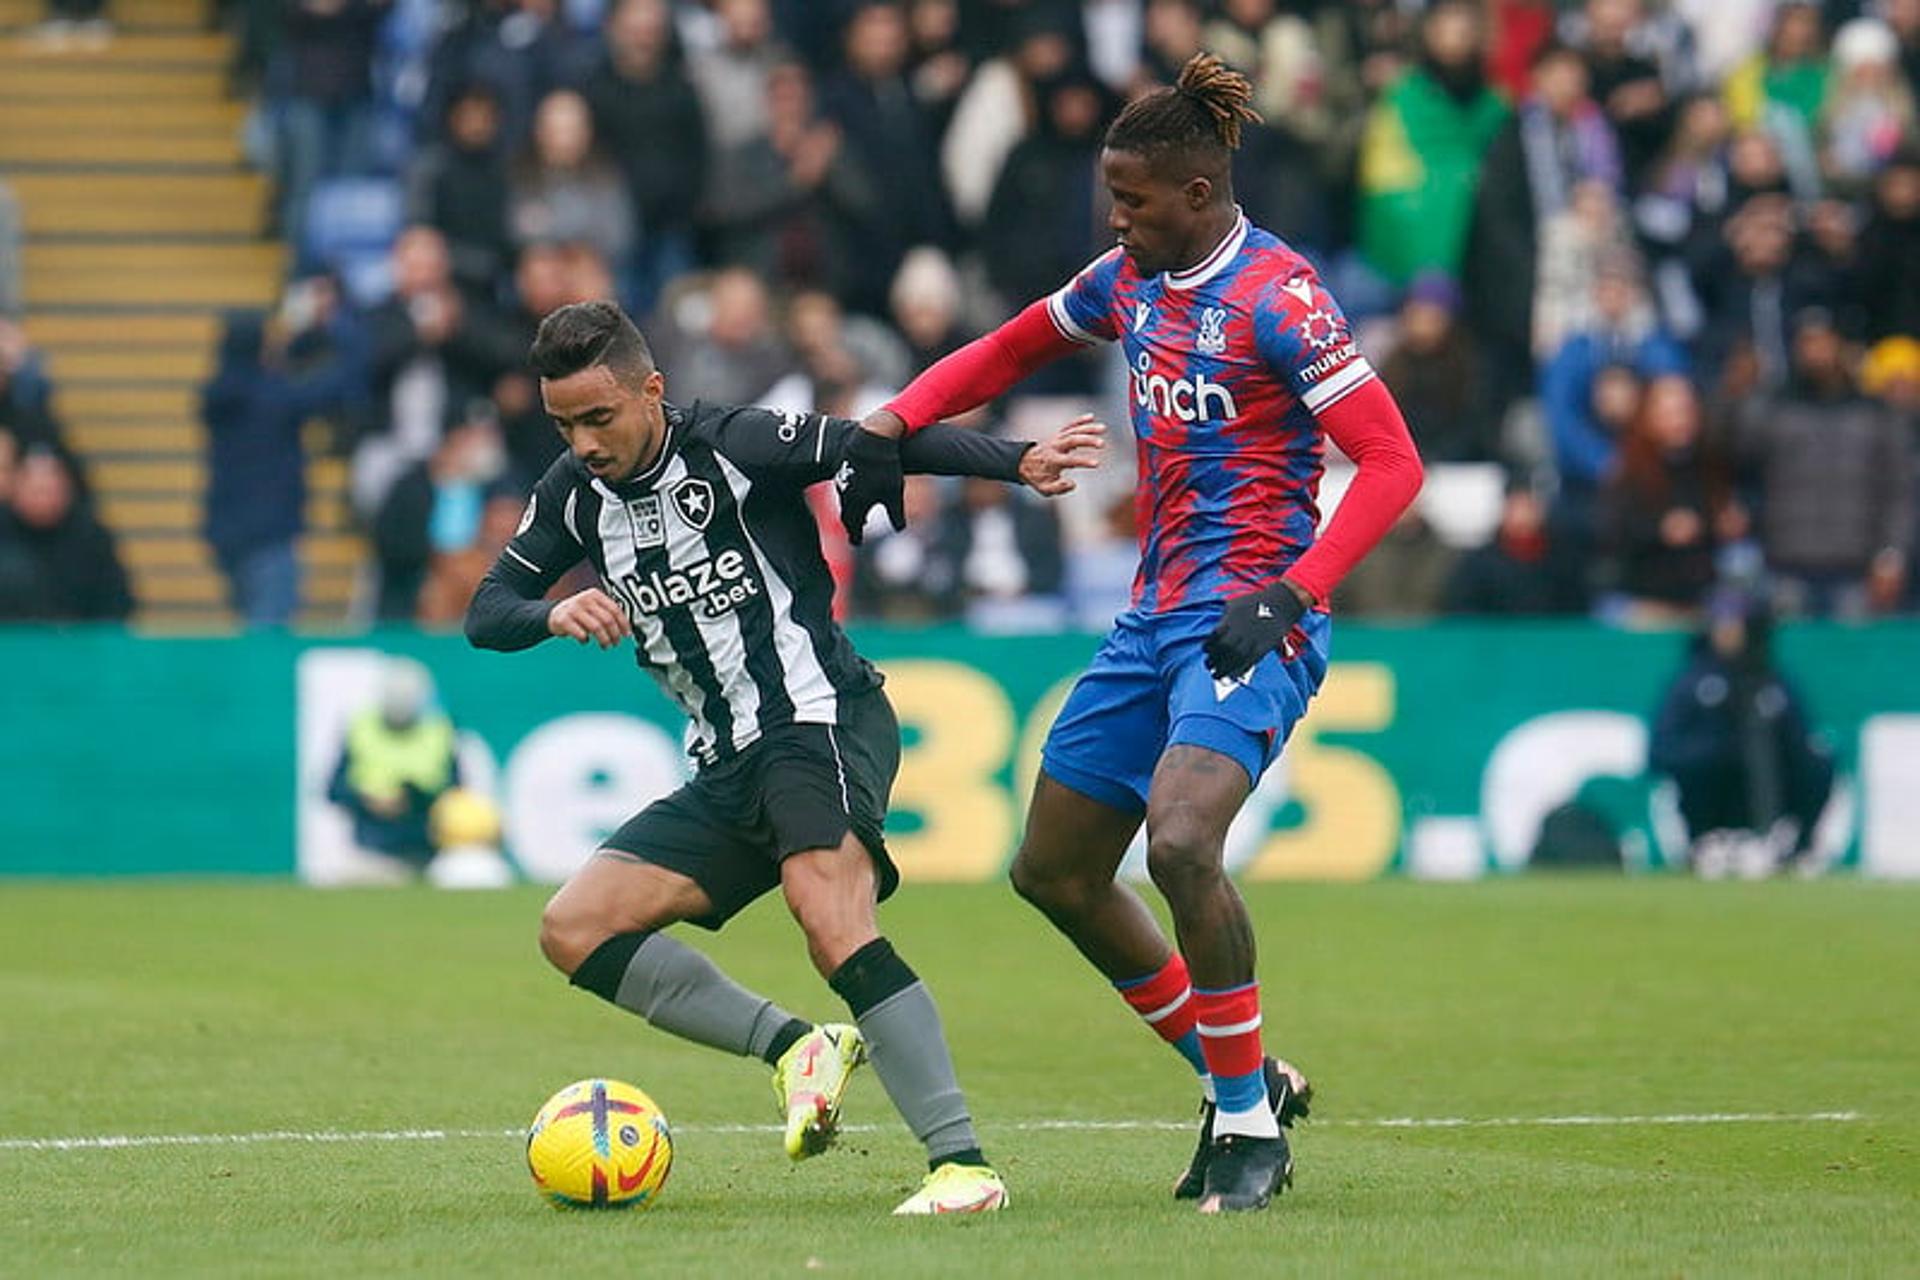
[
  {"left": 529, "top": 300, "right": 655, "bottom": 388},
  {"left": 1104, "top": 53, "right": 1260, "bottom": 185}
]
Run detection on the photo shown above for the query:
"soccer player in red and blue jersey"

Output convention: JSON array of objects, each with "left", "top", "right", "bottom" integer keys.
[{"left": 844, "top": 54, "right": 1424, "bottom": 1213}]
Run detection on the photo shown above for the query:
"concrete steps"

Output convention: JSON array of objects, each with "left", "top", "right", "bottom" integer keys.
[
  {"left": 42, "top": 347, "right": 215, "bottom": 383},
  {"left": 26, "top": 311, "right": 222, "bottom": 346},
  {"left": 0, "top": 65, "right": 226, "bottom": 99},
  {"left": 9, "top": 173, "right": 267, "bottom": 237},
  {"left": 4, "top": 0, "right": 368, "bottom": 628},
  {"left": 0, "top": 31, "right": 228, "bottom": 63},
  {"left": 26, "top": 242, "right": 284, "bottom": 307},
  {"left": 0, "top": 0, "right": 210, "bottom": 24},
  {"left": 0, "top": 130, "right": 245, "bottom": 167}
]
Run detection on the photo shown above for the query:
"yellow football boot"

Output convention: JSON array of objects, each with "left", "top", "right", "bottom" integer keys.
[
  {"left": 772, "top": 1023, "right": 866, "bottom": 1161},
  {"left": 891, "top": 1163, "right": 1009, "bottom": 1216}
]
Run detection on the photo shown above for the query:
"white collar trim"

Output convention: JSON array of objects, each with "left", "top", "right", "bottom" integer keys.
[{"left": 1165, "top": 208, "right": 1248, "bottom": 291}]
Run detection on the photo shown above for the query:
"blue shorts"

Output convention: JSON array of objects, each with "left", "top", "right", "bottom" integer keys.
[{"left": 1040, "top": 605, "right": 1332, "bottom": 814}]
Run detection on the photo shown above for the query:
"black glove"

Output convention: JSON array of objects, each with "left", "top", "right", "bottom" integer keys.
[
  {"left": 1204, "top": 582, "right": 1308, "bottom": 681},
  {"left": 837, "top": 428, "right": 906, "bottom": 546}
]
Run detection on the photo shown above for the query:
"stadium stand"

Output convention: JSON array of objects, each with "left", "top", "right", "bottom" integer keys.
[
  {"left": 0, "top": 0, "right": 365, "bottom": 627},
  {"left": 1, "top": 0, "right": 1916, "bottom": 629}
]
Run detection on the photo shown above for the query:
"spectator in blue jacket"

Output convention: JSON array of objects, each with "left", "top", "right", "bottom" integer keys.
[
  {"left": 1540, "top": 250, "right": 1689, "bottom": 490},
  {"left": 201, "top": 278, "right": 368, "bottom": 627}
]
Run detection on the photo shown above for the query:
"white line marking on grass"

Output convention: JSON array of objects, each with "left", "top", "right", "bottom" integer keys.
[
  {"left": 0, "top": 1111, "right": 1862, "bottom": 1152},
  {"left": 1349, "top": 1111, "right": 1865, "bottom": 1130},
  {"left": 0, "top": 1129, "right": 521, "bottom": 1151}
]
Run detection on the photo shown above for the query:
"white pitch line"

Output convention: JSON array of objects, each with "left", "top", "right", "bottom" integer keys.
[
  {"left": 0, "top": 1129, "right": 521, "bottom": 1152},
  {"left": 0, "top": 1112, "right": 1862, "bottom": 1153},
  {"left": 1349, "top": 1111, "right": 1865, "bottom": 1130}
]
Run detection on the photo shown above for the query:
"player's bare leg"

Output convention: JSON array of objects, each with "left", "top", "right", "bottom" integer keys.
[
  {"left": 1010, "top": 765, "right": 1217, "bottom": 1092},
  {"left": 538, "top": 851, "right": 820, "bottom": 1106},
  {"left": 1142, "top": 746, "right": 1255, "bottom": 990},
  {"left": 782, "top": 837, "right": 1006, "bottom": 1214},
  {"left": 539, "top": 853, "right": 715, "bottom": 971},
  {"left": 1010, "top": 768, "right": 1302, "bottom": 1198},
  {"left": 1145, "top": 744, "right": 1295, "bottom": 1212},
  {"left": 1008, "top": 774, "right": 1163, "bottom": 978},
  {"left": 780, "top": 836, "right": 884, "bottom": 979}
]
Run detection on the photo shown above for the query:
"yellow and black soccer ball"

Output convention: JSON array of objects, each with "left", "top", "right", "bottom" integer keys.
[{"left": 526, "top": 1079, "right": 673, "bottom": 1210}]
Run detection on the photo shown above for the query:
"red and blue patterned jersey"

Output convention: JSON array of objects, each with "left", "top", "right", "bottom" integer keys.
[{"left": 1047, "top": 211, "right": 1377, "bottom": 613}]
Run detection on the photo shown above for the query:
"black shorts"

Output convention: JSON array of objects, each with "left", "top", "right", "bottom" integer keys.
[{"left": 602, "top": 688, "right": 902, "bottom": 931}]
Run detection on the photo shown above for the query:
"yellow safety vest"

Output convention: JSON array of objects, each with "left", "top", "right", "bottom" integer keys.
[{"left": 345, "top": 708, "right": 456, "bottom": 802}]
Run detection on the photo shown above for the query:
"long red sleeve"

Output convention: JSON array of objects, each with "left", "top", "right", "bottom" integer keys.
[
  {"left": 883, "top": 300, "right": 1083, "bottom": 431},
  {"left": 1284, "top": 377, "right": 1425, "bottom": 604}
]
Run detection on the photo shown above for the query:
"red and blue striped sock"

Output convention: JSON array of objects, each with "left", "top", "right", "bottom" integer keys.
[
  {"left": 1114, "top": 953, "right": 1212, "bottom": 1097},
  {"left": 1194, "top": 982, "right": 1278, "bottom": 1139}
]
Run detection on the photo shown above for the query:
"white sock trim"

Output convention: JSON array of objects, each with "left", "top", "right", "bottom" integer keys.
[
  {"left": 1196, "top": 1014, "right": 1262, "bottom": 1038},
  {"left": 1213, "top": 1102, "right": 1281, "bottom": 1140},
  {"left": 1141, "top": 989, "right": 1191, "bottom": 1024}
]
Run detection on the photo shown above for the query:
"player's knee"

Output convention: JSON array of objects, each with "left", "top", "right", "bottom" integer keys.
[
  {"left": 790, "top": 885, "right": 877, "bottom": 976},
  {"left": 783, "top": 847, "right": 877, "bottom": 962},
  {"left": 798, "top": 917, "right": 875, "bottom": 978},
  {"left": 538, "top": 893, "right": 606, "bottom": 977},
  {"left": 783, "top": 846, "right": 868, "bottom": 912},
  {"left": 1145, "top": 824, "right": 1223, "bottom": 899},
  {"left": 1008, "top": 851, "right": 1046, "bottom": 906},
  {"left": 1010, "top": 848, "right": 1073, "bottom": 912}
]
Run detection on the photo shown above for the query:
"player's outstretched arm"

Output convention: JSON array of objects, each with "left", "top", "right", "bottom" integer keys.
[
  {"left": 875, "top": 300, "right": 1083, "bottom": 433},
  {"left": 898, "top": 414, "right": 1105, "bottom": 495}
]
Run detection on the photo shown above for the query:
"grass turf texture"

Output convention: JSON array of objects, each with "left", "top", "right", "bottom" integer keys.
[{"left": 0, "top": 879, "right": 1914, "bottom": 1278}]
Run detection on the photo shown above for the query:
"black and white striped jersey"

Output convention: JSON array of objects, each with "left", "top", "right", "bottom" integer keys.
[{"left": 466, "top": 400, "right": 1028, "bottom": 767}]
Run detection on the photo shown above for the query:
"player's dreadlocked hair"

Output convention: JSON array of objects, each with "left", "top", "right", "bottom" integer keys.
[
  {"left": 1105, "top": 53, "right": 1262, "bottom": 178},
  {"left": 529, "top": 300, "right": 655, "bottom": 388}
]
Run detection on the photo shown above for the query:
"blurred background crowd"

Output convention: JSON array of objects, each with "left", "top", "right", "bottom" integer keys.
[{"left": 2, "top": 0, "right": 1919, "bottom": 633}]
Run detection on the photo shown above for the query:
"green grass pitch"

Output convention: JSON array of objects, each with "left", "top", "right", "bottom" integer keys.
[{"left": 1, "top": 878, "right": 1914, "bottom": 1277}]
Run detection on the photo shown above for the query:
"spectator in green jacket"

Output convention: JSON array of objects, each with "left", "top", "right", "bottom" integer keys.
[
  {"left": 1357, "top": 0, "right": 1511, "bottom": 287},
  {"left": 1724, "top": 1, "right": 1830, "bottom": 164}
]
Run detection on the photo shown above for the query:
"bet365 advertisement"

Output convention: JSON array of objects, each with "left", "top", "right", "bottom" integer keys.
[{"left": 1, "top": 624, "right": 1915, "bottom": 880}]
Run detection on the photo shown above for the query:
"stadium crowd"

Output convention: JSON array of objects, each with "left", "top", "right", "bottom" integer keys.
[{"left": 1, "top": 0, "right": 1918, "bottom": 629}]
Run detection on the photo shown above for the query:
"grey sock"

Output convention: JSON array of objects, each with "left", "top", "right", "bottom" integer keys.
[
  {"left": 857, "top": 981, "right": 980, "bottom": 1161},
  {"left": 612, "top": 932, "right": 802, "bottom": 1061}
]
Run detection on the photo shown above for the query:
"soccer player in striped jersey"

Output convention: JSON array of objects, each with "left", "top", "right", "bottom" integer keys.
[
  {"left": 844, "top": 55, "right": 1425, "bottom": 1212},
  {"left": 466, "top": 300, "right": 1102, "bottom": 1215}
]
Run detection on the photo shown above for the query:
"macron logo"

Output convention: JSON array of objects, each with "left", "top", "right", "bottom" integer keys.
[
  {"left": 1282, "top": 277, "right": 1315, "bottom": 308},
  {"left": 1212, "top": 673, "right": 1250, "bottom": 702},
  {"left": 1134, "top": 301, "right": 1152, "bottom": 332}
]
